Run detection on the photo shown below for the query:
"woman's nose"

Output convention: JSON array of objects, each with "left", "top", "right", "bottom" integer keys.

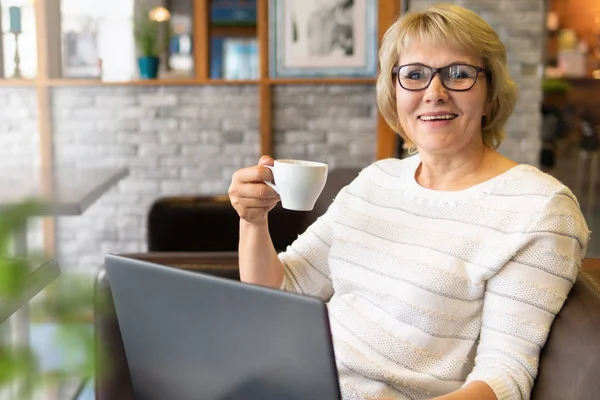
[{"left": 423, "top": 74, "right": 449, "bottom": 103}]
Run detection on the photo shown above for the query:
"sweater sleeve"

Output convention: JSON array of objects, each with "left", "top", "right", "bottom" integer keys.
[
  {"left": 464, "top": 191, "right": 590, "bottom": 399},
  {"left": 277, "top": 188, "right": 344, "bottom": 302}
]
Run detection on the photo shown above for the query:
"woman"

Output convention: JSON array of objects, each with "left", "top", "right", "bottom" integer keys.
[{"left": 228, "top": 4, "right": 590, "bottom": 400}]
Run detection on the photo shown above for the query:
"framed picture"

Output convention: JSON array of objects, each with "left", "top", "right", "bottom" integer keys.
[
  {"left": 269, "top": 0, "right": 378, "bottom": 78},
  {"left": 62, "top": 30, "right": 101, "bottom": 78}
]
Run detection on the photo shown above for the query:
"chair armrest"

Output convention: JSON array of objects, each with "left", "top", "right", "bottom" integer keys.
[{"left": 532, "top": 269, "right": 600, "bottom": 400}]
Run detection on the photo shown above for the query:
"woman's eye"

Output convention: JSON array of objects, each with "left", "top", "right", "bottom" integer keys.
[{"left": 405, "top": 70, "right": 427, "bottom": 80}]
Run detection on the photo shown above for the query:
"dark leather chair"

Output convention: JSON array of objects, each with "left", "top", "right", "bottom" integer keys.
[
  {"left": 146, "top": 168, "right": 362, "bottom": 253},
  {"left": 147, "top": 196, "right": 305, "bottom": 252}
]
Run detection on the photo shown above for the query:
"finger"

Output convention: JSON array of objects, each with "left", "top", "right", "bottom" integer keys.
[
  {"left": 233, "top": 182, "right": 279, "bottom": 200},
  {"left": 233, "top": 165, "right": 273, "bottom": 184},
  {"left": 257, "top": 155, "right": 274, "bottom": 166}
]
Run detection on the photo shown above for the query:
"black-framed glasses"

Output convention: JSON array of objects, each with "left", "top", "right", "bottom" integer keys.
[{"left": 391, "top": 63, "right": 488, "bottom": 91}]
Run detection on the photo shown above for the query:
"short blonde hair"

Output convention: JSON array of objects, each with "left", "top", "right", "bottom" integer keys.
[{"left": 376, "top": 4, "right": 518, "bottom": 152}]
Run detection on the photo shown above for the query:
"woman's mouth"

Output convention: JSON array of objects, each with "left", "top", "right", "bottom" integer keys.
[{"left": 418, "top": 114, "right": 458, "bottom": 121}]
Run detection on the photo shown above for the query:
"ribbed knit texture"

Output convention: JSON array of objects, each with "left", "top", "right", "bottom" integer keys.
[{"left": 278, "top": 155, "right": 590, "bottom": 400}]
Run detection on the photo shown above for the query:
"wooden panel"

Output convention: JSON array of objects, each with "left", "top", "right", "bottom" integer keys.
[
  {"left": 259, "top": 84, "right": 272, "bottom": 156},
  {"left": 193, "top": 0, "right": 209, "bottom": 80},
  {"left": 376, "top": 0, "right": 401, "bottom": 160},
  {"left": 44, "top": 77, "right": 378, "bottom": 86},
  {"left": 35, "top": 0, "right": 56, "bottom": 257},
  {"left": 269, "top": 77, "right": 376, "bottom": 85},
  {"left": 46, "top": 78, "right": 259, "bottom": 86},
  {"left": 258, "top": 0, "right": 272, "bottom": 156},
  {"left": 377, "top": 116, "right": 397, "bottom": 159},
  {"left": 124, "top": 251, "right": 239, "bottom": 266},
  {"left": 210, "top": 25, "right": 257, "bottom": 37},
  {"left": 257, "top": 0, "right": 269, "bottom": 80},
  {"left": 37, "top": 87, "right": 55, "bottom": 240},
  {"left": 0, "top": 79, "right": 37, "bottom": 86}
]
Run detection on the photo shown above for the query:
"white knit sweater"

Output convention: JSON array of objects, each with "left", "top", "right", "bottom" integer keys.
[{"left": 278, "top": 155, "right": 590, "bottom": 400}]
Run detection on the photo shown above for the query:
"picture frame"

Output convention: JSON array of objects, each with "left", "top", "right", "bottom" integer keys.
[
  {"left": 62, "top": 30, "right": 101, "bottom": 79},
  {"left": 269, "top": 0, "right": 378, "bottom": 78}
]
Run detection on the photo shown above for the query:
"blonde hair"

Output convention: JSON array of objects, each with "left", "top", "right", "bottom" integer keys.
[{"left": 376, "top": 4, "right": 518, "bottom": 152}]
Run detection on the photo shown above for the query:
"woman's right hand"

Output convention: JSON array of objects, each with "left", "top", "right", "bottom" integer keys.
[{"left": 228, "top": 155, "right": 280, "bottom": 226}]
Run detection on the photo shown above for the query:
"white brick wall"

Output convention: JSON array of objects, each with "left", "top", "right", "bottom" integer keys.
[
  {"left": 52, "top": 85, "right": 260, "bottom": 273},
  {"left": 0, "top": 88, "right": 39, "bottom": 168},
  {"left": 0, "top": 88, "right": 43, "bottom": 255},
  {"left": 273, "top": 85, "right": 378, "bottom": 169}
]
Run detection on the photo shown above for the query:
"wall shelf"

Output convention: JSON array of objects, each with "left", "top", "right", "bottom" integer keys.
[
  {"left": 267, "top": 77, "right": 377, "bottom": 85},
  {"left": 42, "top": 77, "right": 377, "bottom": 87},
  {"left": 45, "top": 78, "right": 259, "bottom": 87},
  {"left": 0, "top": 79, "right": 38, "bottom": 86},
  {"left": 203, "top": 79, "right": 259, "bottom": 85}
]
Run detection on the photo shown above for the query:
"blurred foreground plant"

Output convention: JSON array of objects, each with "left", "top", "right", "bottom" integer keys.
[{"left": 0, "top": 200, "right": 99, "bottom": 399}]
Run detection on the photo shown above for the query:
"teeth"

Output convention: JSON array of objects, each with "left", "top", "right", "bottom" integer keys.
[{"left": 419, "top": 115, "right": 456, "bottom": 121}]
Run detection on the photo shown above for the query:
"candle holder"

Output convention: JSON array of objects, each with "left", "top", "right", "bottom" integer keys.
[{"left": 11, "top": 31, "right": 22, "bottom": 79}]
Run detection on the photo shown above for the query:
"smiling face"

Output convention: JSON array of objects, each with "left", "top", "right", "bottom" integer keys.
[{"left": 395, "top": 42, "right": 490, "bottom": 157}]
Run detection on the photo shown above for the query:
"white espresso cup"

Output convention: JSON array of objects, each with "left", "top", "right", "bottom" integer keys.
[{"left": 265, "top": 159, "right": 328, "bottom": 211}]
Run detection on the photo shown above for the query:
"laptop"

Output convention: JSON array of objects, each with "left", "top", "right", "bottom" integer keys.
[{"left": 104, "top": 254, "right": 342, "bottom": 400}]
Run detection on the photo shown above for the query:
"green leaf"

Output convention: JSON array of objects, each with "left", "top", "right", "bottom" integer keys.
[
  {"left": 133, "top": 2, "right": 170, "bottom": 57},
  {"left": 542, "top": 78, "right": 572, "bottom": 94},
  {"left": 0, "top": 200, "right": 40, "bottom": 257},
  {"left": 0, "top": 345, "right": 39, "bottom": 398}
]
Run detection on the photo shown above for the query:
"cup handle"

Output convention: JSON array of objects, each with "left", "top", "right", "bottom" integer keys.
[{"left": 263, "top": 165, "right": 278, "bottom": 194}]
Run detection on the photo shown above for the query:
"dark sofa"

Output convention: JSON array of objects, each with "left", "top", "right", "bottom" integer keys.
[{"left": 94, "top": 255, "right": 600, "bottom": 400}]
